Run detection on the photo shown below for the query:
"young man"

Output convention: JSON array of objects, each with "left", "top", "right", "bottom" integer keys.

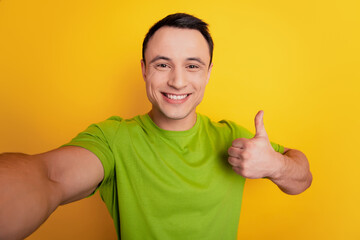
[{"left": 0, "top": 13, "right": 312, "bottom": 240}]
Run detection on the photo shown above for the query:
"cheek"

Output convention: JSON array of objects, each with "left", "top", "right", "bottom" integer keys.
[
  {"left": 145, "top": 71, "right": 166, "bottom": 99},
  {"left": 146, "top": 67, "right": 157, "bottom": 79},
  {"left": 146, "top": 81, "right": 157, "bottom": 100},
  {"left": 189, "top": 72, "right": 208, "bottom": 91}
]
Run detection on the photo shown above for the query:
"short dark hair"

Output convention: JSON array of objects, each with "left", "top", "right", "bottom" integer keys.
[{"left": 142, "top": 13, "right": 214, "bottom": 66}]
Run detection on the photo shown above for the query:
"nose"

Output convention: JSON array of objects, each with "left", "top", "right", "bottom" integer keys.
[{"left": 168, "top": 68, "right": 187, "bottom": 90}]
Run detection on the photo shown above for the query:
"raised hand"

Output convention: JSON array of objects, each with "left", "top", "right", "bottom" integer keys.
[{"left": 227, "top": 110, "right": 283, "bottom": 179}]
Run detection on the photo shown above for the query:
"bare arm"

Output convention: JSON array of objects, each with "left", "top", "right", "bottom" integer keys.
[
  {"left": 267, "top": 147, "right": 312, "bottom": 195},
  {"left": 228, "top": 111, "right": 312, "bottom": 195},
  {"left": 0, "top": 146, "right": 104, "bottom": 240}
]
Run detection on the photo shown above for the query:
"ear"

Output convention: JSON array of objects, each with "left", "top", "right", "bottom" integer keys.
[
  {"left": 141, "top": 59, "right": 146, "bottom": 81},
  {"left": 206, "top": 62, "right": 213, "bottom": 85}
]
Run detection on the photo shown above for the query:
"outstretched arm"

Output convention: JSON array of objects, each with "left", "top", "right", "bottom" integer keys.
[
  {"left": 0, "top": 146, "right": 104, "bottom": 240},
  {"left": 227, "top": 111, "right": 312, "bottom": 195}
]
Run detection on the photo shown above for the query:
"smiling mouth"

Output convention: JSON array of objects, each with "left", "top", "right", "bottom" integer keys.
[{"left": 161, "top": 92, "right": 191, "bottom": 100}]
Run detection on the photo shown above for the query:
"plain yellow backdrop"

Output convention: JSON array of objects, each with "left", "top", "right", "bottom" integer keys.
[{"left": 0, "top": 0, "right": 359, "bottom": 239}]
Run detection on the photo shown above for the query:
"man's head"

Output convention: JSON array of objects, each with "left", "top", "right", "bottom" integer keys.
[
  {"left": 142, "top": 13, "right": 214, "bottom": 67},
  {"left": 141, "top": 13, "right": 214, "bottom": 130}
]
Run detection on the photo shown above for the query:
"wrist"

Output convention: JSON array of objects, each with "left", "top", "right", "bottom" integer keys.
[{"left": 268, "top": 151, "right": 288, "bottom": 181}]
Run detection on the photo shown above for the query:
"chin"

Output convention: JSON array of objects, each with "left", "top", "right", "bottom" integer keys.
[
  {"left": 161, "top": 111, "right": 192, "bottom": 121},
  {"left": 156, "top": 104, "right": 197, "bottom": 120}
]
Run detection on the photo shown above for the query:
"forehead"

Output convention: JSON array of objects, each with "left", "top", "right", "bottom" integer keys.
[{"left": 145, "top": 27, "right": 210, "bottom": 63}]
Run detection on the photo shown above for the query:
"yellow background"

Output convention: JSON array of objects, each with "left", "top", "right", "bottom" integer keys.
[{"left": 0, "top": 0, "right": 359, "bottom": 239}]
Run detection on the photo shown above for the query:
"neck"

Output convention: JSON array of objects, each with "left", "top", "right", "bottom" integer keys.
[{"left": 148, "top": 110, "right": 197, "bottom": 131}]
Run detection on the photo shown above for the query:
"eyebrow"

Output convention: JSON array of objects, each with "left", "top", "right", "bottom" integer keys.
[
  {"left": 186, "top": 57, "right": 206, "bottom": 66},
  {"left": 149, "top": 56, "right": 171, "bottom": 64},
  {"left": 149, "top": 56, "right": 206, "bottom": 66}
]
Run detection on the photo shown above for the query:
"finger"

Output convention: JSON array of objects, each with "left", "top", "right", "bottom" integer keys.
[
  {"left": 232, "top": 166, "right": 243, "bottom": 176},
  {"left": 228, "top": 156, "right": 242, "bottom": 167},
  {"left": 254, "top": 110, "right": 268, "bottom": 138},
  {"left": 228, "top": 146, "right": 244, "bottom": 158},
  {"left": 232, "top": 138, "right": 247, "bottom": 149}
]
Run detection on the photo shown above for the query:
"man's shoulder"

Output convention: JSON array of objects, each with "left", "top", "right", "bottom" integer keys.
[
  {"left": 84, "top": 115, "right": 139, "bottom": 135},
  {"left": 198, "top": 113, "right": 241, "bottom": 129},
  {"left": 98, "top": 114, "right": 154, "bottom": 133},
  {"left": 198, "top": 113, "right": 254, "bottom": 139},
  {"left": 97, "top": 115, "right": 142, "bottom": 127},
  {"left": 89, "top": 115, "right": 124, "bottom": 131}
]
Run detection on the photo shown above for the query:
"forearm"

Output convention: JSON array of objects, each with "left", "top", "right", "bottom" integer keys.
[
  {"left": 269, "top": 149, "right": 312, "bottom": 195},
  {"left": 0, "top": 153, "right": 61, "bottom": 240}
]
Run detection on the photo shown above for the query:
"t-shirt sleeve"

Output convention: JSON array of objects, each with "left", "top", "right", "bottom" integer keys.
[
  {"left": 60, "top": 116, "right": 122, "bottom": 195},
  {"left": 221, "top": 120, "right": 285, "bottom": 154}
]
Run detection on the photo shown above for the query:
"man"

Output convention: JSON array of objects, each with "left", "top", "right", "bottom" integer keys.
[{"left": 0, "top": 13, "right": 312, "bottom": 240}]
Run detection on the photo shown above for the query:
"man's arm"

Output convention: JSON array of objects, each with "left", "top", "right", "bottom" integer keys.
[
  {"left": 267, "top": 147, "right": 312, "bottom": 195},
  {"left": 227, "top": 111, "right": 312, "bottom": 195},
  {"left": 0, "top": 146, "right": 104, "bottom": 240}
]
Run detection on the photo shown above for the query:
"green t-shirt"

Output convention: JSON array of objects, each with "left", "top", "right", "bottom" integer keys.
[{"left": 62, "top": 113, "right": 284, "bottom": 240}]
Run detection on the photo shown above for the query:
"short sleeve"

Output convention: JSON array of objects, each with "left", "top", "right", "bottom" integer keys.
[{"left": 60, "top": 116, "right": 122, "bottom": 194}]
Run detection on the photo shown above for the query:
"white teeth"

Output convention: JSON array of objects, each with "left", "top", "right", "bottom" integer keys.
[{"left": 166, "top": 94, "right": 188, "bottom": 100}]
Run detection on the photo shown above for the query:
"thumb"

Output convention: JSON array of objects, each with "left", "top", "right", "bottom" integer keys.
[{"left": 254, "top": 110, "right": 268, "bottom": 138}]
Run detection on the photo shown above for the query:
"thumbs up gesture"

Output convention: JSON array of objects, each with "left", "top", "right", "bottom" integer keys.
[{"left": 228, "top": 110, "right": 282, "bottom": 179}]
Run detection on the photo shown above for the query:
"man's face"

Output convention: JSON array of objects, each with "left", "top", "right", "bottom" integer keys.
[{"left": 141, "top": 27, "right": 213, "bottom": 123}]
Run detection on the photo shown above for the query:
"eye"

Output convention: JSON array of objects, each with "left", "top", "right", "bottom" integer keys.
[
  {"left": 154, "top": 63, "right": 171, "bottom": 71},
  {"left": 156, "top": 63, "right": 168, "bottom": 68},
  {"left": 186, "top": 64, "right": 200, "bottom": 71}
]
